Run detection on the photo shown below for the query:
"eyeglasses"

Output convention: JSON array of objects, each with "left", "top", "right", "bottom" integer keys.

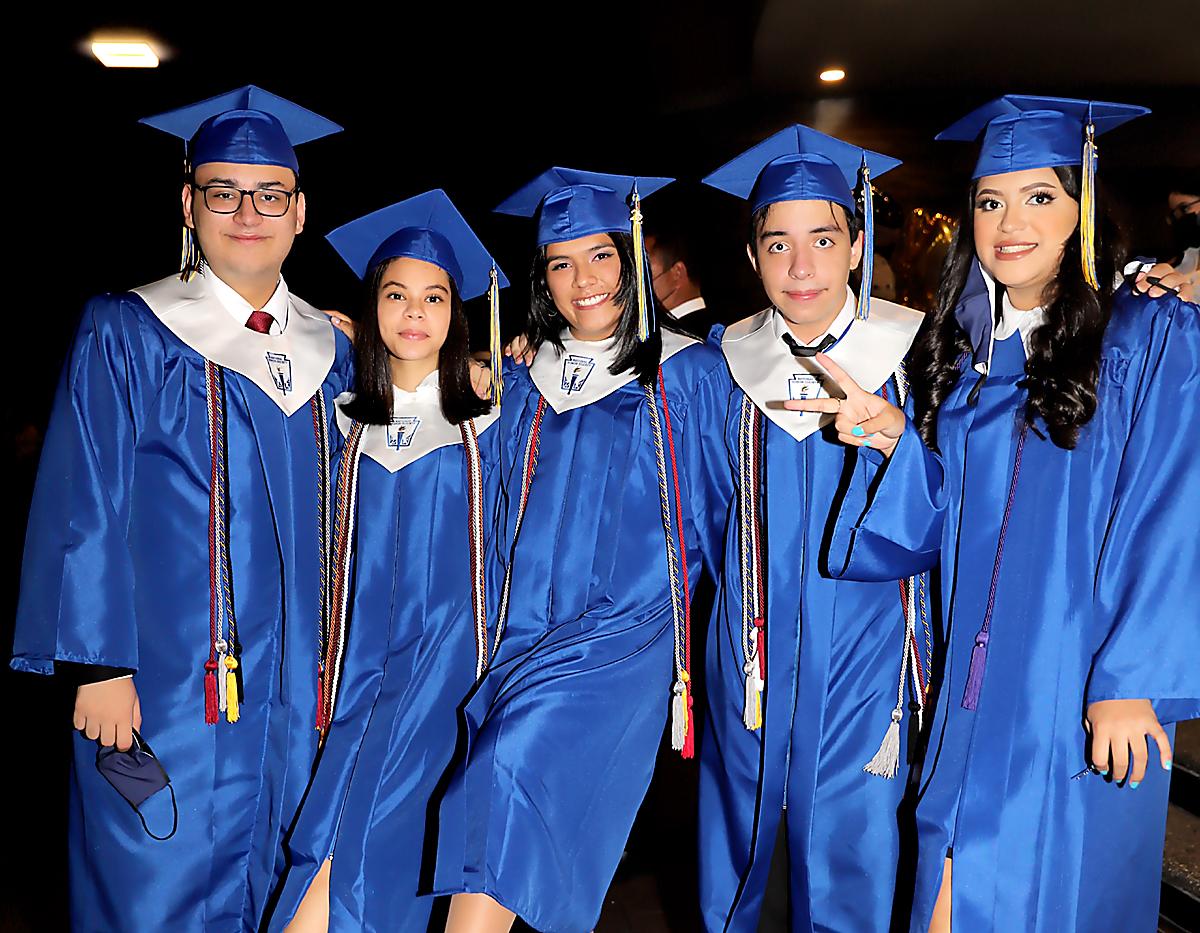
[{"left": 194, "top": 184, "right": 299, "bottom": 218}]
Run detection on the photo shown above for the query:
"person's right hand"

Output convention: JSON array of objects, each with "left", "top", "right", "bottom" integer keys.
[
  {"left": 504, "top": 335, "right": 536, "bottom": 367},
  {"left": 74, "top": 678, "right": 141, "bottom": 751},
  {"left": 782, "top": 353, "right": 906, "bottom": 457},
  {"left": 322, "top": 310, "right": 356, "bottom": 340}
]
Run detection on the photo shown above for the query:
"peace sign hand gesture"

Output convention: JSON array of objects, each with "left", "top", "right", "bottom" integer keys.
[{"left": 782, "top": 353, "right": 907, "bottom": 457}]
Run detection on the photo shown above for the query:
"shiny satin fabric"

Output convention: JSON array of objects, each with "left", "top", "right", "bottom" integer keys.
[
  {"left": 835, "top": 288, "right": 1200, "bottom": 931},
  {"left": 268, "top": 430, "right": 502, "bottom": 932},
  {"left": 431, "top": 345, "right": 729, "bottom": 932},
  {"left": 13, "top": 293, "right": 354, "bottom": 932},
  {"left": 691, "top": 359, "right": 937, "bottom": 932}
]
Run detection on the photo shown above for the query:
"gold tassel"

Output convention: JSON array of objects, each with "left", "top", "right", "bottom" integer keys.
[
  {"left": 1080, "top": 120, "right": 1100, "bottom": 291},
  {"left": 224, "top": 655, "right": 240, "bottom": 723},
  {"left": 488, "top": 265, "right": 502, "bottom": 406},
  {"left": 630, "top": 186, "right": 651, "bottom": 342}
]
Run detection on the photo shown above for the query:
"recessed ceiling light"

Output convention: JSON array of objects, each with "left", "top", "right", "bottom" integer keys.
[
  {"left": 91, "top": 40, "right": 160, "bottom": 68},
  {"left": 819, "top": 68, "right": 846, "bottom": 83}
]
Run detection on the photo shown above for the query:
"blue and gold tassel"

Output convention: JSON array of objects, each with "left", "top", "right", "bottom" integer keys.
[
  {"left": 630, "top": 184, "right": 654, "bottom": 342},
  {"left": 488, "top": 264, "right": 503, "bottom": 406},
  {"left": 857, "top": 157, "right": 874, "bottom": 320},
  {"left": 1080, "top": 109, "right": 1100, "bottom": 291}
]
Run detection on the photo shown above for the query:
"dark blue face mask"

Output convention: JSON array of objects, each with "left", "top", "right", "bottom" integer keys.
[{"left": 94, "top": 730, "right": 178, "bottom": 841}]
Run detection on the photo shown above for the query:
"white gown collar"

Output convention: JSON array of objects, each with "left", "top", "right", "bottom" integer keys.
[
  {"left": 721, "top": 291, "right": 924, "bottom": 444},
  {"left": 528, "top": 327, "right": 698, "bottom": 414},
  {"left": 133, "top": 271, "right": 335, "bottom": 416},
  {"left": 205, "top": 269, "right": 290, "bottom": 333},
  {"left": 974, "top": 289, "right": 1044, "bottom": 374},
  {"left": 336, "top": 374, "right": 501, "bottom": 473}
]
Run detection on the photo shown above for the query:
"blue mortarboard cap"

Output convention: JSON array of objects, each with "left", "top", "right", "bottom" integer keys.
[
  {"left": 140, "top": 85, "right": 342, "bottom": 173},
  {"left": 495, "top": 167, "right": 674, "bottom": 247},
  {"left": 325, "top": 189, "right": 508, "bottom": 301},
  {"left": 702, "top": 124, "right": 901, "bottom": 213},
  {"left": 935, "top": 95, "right": 1149, "bottom": 179}
]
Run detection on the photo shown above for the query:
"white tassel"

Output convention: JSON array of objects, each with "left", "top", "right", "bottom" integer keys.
[
  {"left": 742, "top": 661, "right": 762, "bottom": 730},
  {"left": 864, "top": 707, "right": 903, "bottom": 779},
  {"left": 671, "top": 680, "right": 688, "bottom": 751},
  {"left": 215, "top": 640, "right": 229, "bottom": 713}
]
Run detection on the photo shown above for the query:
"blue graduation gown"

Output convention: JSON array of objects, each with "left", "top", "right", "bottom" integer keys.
[
  {"left": 693, "top": 303, "right": 939, "bottom": 932},
  {"left": 267, "top": 388, "right": 502, "bottom": 933},
  {"left": 432, "top": 332, "right": 730, "bottom": 933},
  {"left": 12, "top": 274, "right": 353, "bottom": 932},
  {"left": 836, "top": 283, "right": 1200, "bottom": 932}
]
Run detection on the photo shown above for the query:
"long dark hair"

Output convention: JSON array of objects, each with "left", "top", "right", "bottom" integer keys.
[
  {"left": 910, "top": 165, "right": 1126, "bottom": 450},
  {"left": 527, "top": 230, "right": 678, "bottom": 387},
  {"left": 342, "top": 258, "right": 490, "bottom": 426}
]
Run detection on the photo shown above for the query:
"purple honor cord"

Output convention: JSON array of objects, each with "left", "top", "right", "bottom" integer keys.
[{"left": 961, "top": 419, "right": 1030, "bottom": 711}]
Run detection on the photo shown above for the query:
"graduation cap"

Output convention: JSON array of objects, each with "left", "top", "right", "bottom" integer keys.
[
  {"left": 703, "top": 124, "right": 902, "bottom": 319},
  {"left": 496, "top": 167, "right": 675, "bottom": 341},
  {"left": 140, "top": 85, "right": 342, "bottom": 174},
  {"left": 937, "top": 95, "right": 1149, "bottom": 289},
  {"left": 327, "top": 190, "right": 509, "bottom": 403}
]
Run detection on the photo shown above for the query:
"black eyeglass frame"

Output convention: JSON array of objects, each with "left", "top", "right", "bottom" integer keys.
[{"left": 192, "top": 183, "right": 301, "bottom": 217}]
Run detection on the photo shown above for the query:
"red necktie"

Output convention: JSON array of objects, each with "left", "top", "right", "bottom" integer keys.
[{"left": 245, "top": 310, "right": 275, "bottom": 334}]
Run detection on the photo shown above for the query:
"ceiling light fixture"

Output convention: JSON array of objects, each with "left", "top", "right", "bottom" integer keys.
[{"left": 91, "top": 40, "right": 160, "bottom": 68}]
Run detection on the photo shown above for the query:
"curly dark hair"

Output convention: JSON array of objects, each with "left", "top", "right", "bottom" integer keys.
[
  {"left": 342, "top": 257, "right": 490, "bottom": 427},
  {"left": 526, "top": 230, "right": 680, "bottom": 387},
  {"left": 910, "top": 165, "right": 1127, "bottom": 450}
]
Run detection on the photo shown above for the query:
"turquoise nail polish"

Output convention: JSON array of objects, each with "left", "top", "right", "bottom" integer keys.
[
  {"left": 1100, "top": 769, "right": 1109, "bottom": 775},
  {"left": 862, "top": 438, "right": 872, "bottom": 448},
  {"left": 1165, "top": 760, "right": 1173, "bottom": 771},
  {"left": 1130, "top": 781, "right": 1140, "bottom": 789},
  {"left": 851, "top": 426, "right": 865, "bottom": 437}
]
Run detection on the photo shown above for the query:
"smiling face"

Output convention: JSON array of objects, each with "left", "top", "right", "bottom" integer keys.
[
  {"left": 543, "top": 232, "right": 625, "bottom": 341},
  {"left": 972, "top": 167, "right": 1080, "bottom": 310},
  {"left": 749, "top": 199, "right": 863, "bottom": 342},
  {"left": 375, "top": 257, "right": 453, "bottom": 379},
  {"left": 183, "top": 162, "right": 305, "bottom": 292}
]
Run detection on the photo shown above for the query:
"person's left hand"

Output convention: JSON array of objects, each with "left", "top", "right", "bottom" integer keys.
[
  {"left": 1085, "top": 698, "right": 1172, "bottom": 786},
  {"left": 1131, "top": 263, "right": 1193, "bottom": 302}
]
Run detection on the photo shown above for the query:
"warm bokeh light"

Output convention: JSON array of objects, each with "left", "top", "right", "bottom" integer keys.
[
  {"left": 819, "top": 68, "right": 846, "bottom": 82},
  {"left": 91, "top": 41, "right": 160, "bottom": 68}
]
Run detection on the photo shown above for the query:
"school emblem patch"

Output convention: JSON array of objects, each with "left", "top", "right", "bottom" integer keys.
[
  {"left": 787, "top": 372, "right": 823, "bottom": 402},
  {"left": 266, "top": 352, "right": 293, "bottom": 394},
  {"left": 387, "top": 416, "right": 421, "bottom": 449},
  {"left": 561, "top": 354, "right": 595, "bottom": 395}
]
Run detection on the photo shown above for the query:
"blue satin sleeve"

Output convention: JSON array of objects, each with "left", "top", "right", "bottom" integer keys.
[
  {"left": 1088, "top": 293, "right": 1200, "bottom": 725},
  {"left": 827, "top": 401, "right": 947, "bottom": 582},
  {"left": 13, "top": 296, "right": 159, "bottom": 674},
  {"left": 681, "top": 355, "right": 736, "bottom": 574}
]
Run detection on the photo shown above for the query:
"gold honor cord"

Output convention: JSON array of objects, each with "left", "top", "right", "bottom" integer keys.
[{"left": 1080, "top": 121, "right": 1100, "bottom": 290}]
